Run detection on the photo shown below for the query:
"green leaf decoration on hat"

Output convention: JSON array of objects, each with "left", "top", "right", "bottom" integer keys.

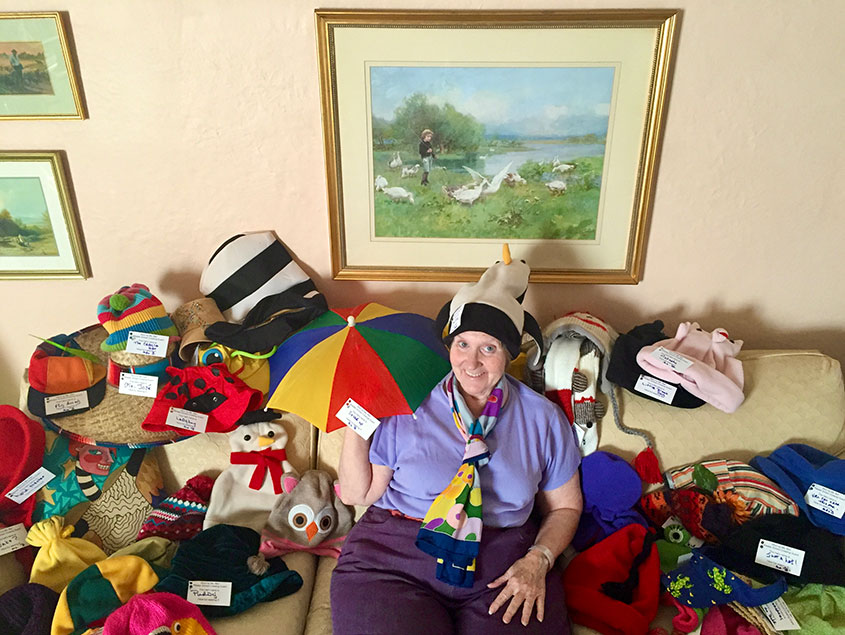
[
  {"left": 30, "top": 335, "right": 102, "bottom": 363},
  {"left": 692, "top": 463, "right": 719, "bottom": 494}
]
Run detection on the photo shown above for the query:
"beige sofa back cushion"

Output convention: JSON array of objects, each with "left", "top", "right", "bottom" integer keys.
[{"left": 316, "top": 350, "right": 845, "bottom": 477}]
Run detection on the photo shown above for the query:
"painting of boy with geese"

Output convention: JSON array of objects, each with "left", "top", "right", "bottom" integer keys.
[{"left": 370, "top": 65, "right": 614, "bottom": 241}]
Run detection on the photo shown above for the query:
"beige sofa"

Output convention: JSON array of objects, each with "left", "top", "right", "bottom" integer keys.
[{"left": 4, "top": 349, "right": 845, "bottom": 634}]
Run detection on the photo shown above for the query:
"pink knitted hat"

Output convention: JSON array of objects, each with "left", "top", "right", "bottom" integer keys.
[
  {"left": 636, "top": 322, "right": 744, "bottom": 413},
  {"left": 102, "top": 591, "right": 217, "bottom": 635}
]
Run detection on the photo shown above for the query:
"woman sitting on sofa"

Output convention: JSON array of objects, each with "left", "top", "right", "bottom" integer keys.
[{"left": 332, "top": 250, "right": 583, "bottom": 634}]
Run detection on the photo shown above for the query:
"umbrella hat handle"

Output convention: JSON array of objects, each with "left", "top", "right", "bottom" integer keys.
[{"left": 347, "top": 316, "right": 356, "bottom": 327}]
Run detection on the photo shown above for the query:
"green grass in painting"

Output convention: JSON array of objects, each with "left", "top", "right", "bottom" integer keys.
[{"left": 373, "top": 155, "right": 603, "bottom": 240}]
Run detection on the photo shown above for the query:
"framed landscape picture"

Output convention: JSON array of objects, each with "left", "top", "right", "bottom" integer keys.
[
  {"left": 316, "top": 9, "right": 678, "bottom": 283},
  {"left": 0, "top": 152, "right": 90, "bottom": 278},
  {"left": 0, "top": 12, "right": 85, "bottom": 119}
]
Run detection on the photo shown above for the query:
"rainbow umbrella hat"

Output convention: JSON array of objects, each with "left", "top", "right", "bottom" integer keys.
[{"left": 266, "top": 303, "right": 451, "bottom": 433}]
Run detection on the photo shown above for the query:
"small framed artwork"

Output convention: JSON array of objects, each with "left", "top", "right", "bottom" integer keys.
[
  {"left": 0, "top": 151, "right": 90, "bottom": 278},
  {"left": 0, "top": 12, "right": 85, "bottom": 119},
  {"left": 316, "top": 9, "right": 678, "bottom": 283}
]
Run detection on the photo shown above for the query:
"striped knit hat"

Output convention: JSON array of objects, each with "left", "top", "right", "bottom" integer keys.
[
  {"left": 97, "top": 284, "right": 179, "bottom": 352},
  {"left": 199, "top": 231, "right": 324, "bottom": 323},
  {"left": 137, "top": 475, "right": 215, "bottom": 542}
]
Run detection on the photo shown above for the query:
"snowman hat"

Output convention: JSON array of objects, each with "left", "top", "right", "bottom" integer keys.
[{"left": 434, "top": 245, "right": 543, "bottom": 361}]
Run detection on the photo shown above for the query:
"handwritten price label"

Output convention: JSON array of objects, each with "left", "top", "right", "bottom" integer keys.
[
  {"left": 805, "top": 483, "right": 845, "bottom": 518},
  {"left": 5, "top": 467, "right": 57, "bottom": 504},
  {"left": 755, "top": 539, "right": 804, "bottom": 576},
  {"left": 44, "top": 390, "right": 89, "bottom": 416},
  {"left": 0, "top": 524, "right": 28, "bottom": 556},
  {"left": 187, "top": 580, "right": 232, "bottom": 606},
  {"left": 650, "top": 347, "right": 693, "bottom": 372},
  {"left": 165, "top": 408, "right": 208, "bottom": 434},
  {"left": 759, "top": 597, "right": 801, "bottom": 631},
  {"left": 635, "top": 374, "right": 678, "bottom": 404},
  {"left": 336, "top": 398, "right": 381, "bottom": 440},
  {"left": 126, "top": 331, "right": 169, "bottom": 357}
]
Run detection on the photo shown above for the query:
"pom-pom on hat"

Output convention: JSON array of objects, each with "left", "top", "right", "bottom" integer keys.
[
  {"left": 137, "top": 474, "right": 215, "bottom": 542},
  {"left": 103, "top": 591, "right": 217, "bottom": 635},
  {"left": 97, "top": 283, "right": 179, "bottom": 353},
  {"left": 433, "top": 244, "right": 542, "bottom": 360}
]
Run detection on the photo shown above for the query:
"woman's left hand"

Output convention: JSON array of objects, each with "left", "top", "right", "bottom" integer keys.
[{"left": 487, "top": 550, "right": 549, "bottom": 626}]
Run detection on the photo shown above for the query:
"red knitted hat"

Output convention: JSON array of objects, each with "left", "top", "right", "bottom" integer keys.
[
  {"left": 563, "top": 523, "right": 661, "bottom": 635},
  {"left": 0, "top": 406, "right": 47, "bottom": 529},
  {"left": 137, "top": 475, "right": 215, "bottom": 542}
]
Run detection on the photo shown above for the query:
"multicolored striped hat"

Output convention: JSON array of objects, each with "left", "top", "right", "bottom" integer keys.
[{"left": 96, "top": 283, "right": 179, "bottom": 352}]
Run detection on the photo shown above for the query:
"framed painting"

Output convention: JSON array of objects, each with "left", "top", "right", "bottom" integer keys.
[
  {"left": 0, "top": 152, "right": 90, "bottom": 278},
  {"left": 316, "top": 9, "right": 678, "bottom": 283},
  {"left": 0, "top": 12, "right": 85, "bottom": 119}
]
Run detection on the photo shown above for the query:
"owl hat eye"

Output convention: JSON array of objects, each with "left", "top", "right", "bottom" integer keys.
[
  {"left": 289, "top": 503, "right": 326, "bottom": 542},
  {"left": 315, "top": 508, "right": 336, "bottom": 534}
]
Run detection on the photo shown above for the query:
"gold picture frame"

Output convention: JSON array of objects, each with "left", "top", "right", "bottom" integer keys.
[
  {"left": 0, "top": 12, "right": 85, "bottom": 119},
  {"left": 316, "top": 9, "right": 678, "bottom": 283},
  {"left": 0, "top": 151, "right": 90, "bottom": 278}
]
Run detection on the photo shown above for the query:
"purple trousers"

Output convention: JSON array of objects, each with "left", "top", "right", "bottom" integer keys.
[{"left": 331, "top": 506, "right": 570, "bottom": 635}]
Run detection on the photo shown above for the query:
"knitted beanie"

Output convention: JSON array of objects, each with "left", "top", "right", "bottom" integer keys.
[
  {"left": 0, "top": 583, "right": 59, "bottom": 635},
  {"left": 137, "top": 474, "right": 215, "bottom": 542},
  {"left": 51, "top": 555, "right": 160, "bottom": 635},
  {"left": 97, "top": 283, "right": 179, "bottom": 353},
  {"left": 433, "top": 245, "right": 543, "bottom": 361},
  {"left": 636, "top": 322, "right": 745, "bottom": 413},
  {"left": 103, "top": 591, "right": 217, "bottom": 635}
]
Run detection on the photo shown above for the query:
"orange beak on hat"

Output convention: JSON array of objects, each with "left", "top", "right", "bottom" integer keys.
[{"left": 306, "top": 521, "right": 319, "bottom": 542}]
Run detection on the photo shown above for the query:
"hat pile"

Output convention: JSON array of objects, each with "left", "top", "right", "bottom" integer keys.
[{"left": 636, "top": 321, "right": 745, "bottom": 413}]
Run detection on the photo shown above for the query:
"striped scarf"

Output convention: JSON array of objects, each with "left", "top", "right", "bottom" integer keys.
[{"left": 415, "top": 374, "right": 505, "bottom": 588}]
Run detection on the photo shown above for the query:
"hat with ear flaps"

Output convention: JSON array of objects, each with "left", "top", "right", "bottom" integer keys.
[{"left": 433, "top": 244, "right": 543, "bottom": 361}]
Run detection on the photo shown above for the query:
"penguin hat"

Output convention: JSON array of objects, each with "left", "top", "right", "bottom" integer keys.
[{"left": 434, "top": 245, "right": 543, "bottom": 362}]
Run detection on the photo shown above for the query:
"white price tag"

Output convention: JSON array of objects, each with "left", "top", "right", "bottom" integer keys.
[
  {"left": 805, "top": 482, "right": 845, "bottom": 518},
  {"left": 760, "top": 597, "right": 801, "bottom": 630},
  {"left": 0, "top": 524, "right": 28, "bottom": 556},
  {"left": 336, "top": 398, "right": 381, "bottom": 440},
  {"left": 634, "top": 374, "right": 678, "bottom": 404},
  {"left": 5, "top": 467, "right": 57, "bottom": 504},
  {"left": 650, "top": 346, "right": 693, "bottom": 372},
  {"left": 755, "top": 539, "right": 805, "bottom": 576},
  {"left": 165, "top": 408, "right": 208, "bottom": 434},
  {"left": 187, "top": 580, "right": 232, "bottom": 606},
  {"left": 125, "top": 331, "right": 169, "bottom": 357},
  {"left": 449, "top": 304, "right": 464, "bottom": 334},
  {"left": 44, "top": 390, "right": 89, "bottom": 416},
  {"left": 118, "top": 372, "right": 159, "bottom": 398}
]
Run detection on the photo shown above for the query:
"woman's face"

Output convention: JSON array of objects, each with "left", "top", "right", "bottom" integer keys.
[{"left": 449, "top": 331, "right": 508, "bottom": 405}]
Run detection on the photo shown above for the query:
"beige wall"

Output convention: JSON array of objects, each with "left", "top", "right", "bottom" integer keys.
[{"left": 3, "top": 0, "right": 844, "bottom": 406}]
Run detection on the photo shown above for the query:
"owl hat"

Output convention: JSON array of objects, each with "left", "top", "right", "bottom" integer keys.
[
  {"left": 260, "top": 470, "right": 355, "bottom": 559},
  {"left": 433, "top": 244, "right": 543, "bottom": 363}
]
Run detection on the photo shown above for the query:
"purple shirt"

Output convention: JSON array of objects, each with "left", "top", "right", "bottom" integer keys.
[{"left": 370, "top": 374, "right": 581, "bottom": 528}]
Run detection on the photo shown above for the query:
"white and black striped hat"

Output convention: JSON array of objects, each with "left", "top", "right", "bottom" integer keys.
[{"left": 200, "top": 232, "right": 322, "bottom": 323}]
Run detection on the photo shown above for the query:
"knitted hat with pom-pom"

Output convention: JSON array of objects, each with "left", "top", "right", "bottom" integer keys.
[
  {"left": 97, "top": 283, "right": 179, "bottom": 352},
  {"left": 137, "top": 475, "right": 215, "bottom": 542}
]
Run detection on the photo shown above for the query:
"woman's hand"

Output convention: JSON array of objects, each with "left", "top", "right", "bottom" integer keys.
[{"left": 487, "top": 549, "right": 550, "bottom": 626}]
